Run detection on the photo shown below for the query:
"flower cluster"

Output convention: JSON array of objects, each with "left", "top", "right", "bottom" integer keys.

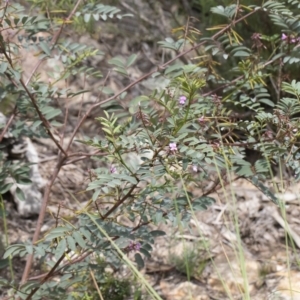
[
  {"left": 281, "top": 33, "right": 300, "bottom": 44},
  {"left": 128, "top": 241, "right": 141, "bottom": 252},
  {"left": 179, "top": 95, "right": 187, "bottom": 105}
]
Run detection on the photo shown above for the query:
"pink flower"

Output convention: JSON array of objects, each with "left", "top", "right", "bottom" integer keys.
[
  {"left": 179, "top": 95, "right": 187, "bottom": 105},
  {"left": 192, "top": 165, "right": 198, "bottom": 172},
  {"left": 199, "top": 116, "right": 206, "bottom": 123},
  {"left": 169, "top": 142, "right": 177, "bottom": 151},
  {"left": 110, "top": 165, "right": 117, "bottom": 173},
  {"left": 281, "top": 33, "right": 288, "bottom": 41}
]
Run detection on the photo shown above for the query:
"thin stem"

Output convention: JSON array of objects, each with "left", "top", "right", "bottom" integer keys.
[{"left": 0, "top": 195, "right": 14, "bottom": 280}]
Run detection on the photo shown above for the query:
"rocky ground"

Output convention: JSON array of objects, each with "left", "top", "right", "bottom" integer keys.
[
  {"left": 3, "top": 145, "right": 300, "bottom": 300},
  {"left": 147, "top": 178, "right": 300, "bottom": 299}
]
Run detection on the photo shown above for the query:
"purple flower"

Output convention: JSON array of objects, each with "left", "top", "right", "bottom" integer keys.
[
  {"left": 281, "top": 33, "right": 298, "bottom": 44},
  {"left": 169, "top": 142, "right": 177, "bottom": 152},
  {"left": 198, "top": 116, "right": 206, "bottom": 123},
  {"left": 179, "top": 95, "right": 187, "bottom": 105},
  {"left": 128, "top": 241, "right": 141, "bottom": 252},
  {"left": 192, "top": 165, "right": 198, "bottom": 172},
  {"left": 134, "top": 242, "right": 141, "bottom": 251},
  {"left": 110, "top": 165, "right": 117, "bottom": 173}
]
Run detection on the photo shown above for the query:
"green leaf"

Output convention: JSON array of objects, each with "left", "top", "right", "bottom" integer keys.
[
  {"left": 0, "top": 258, "right": 9, "bottom": 269},
  {"left": 93, "top": 14, "right": 100, "bottom": 21},
  {"left": 15, "top": 177, "right": 32, "bottom": 185},
  {"left": 192, "top": 196, "right": 215, "bottom": 210},
  {"left": 127, "top": 54, "right": 137, "bottom": 67},
  {"left": 39, "top": 41, "right": 51, "bottom": 56},
  {"left": 120, "top": 91, "right": 127, "bottom": 99},
  {"left": 114, "top": 174, "right": 137, "bottom": 184},
  {"left": 149, "top": 230, "right": 166, "bottom": 237},
  {"left": 25, "top": 244, "right": 33, "bottom": 254},
  {"left": 84, "top": 13, "right": 91, "bottom": 23},
  {"left": 12, "top": 70, "right": 21, "bottom": 81},
  {"left": 0, "top": 183, "right": 13, "bottom": 194},
  {"left": 233, "top": 51, "right": 250, "bottom": 57},
  {"left": 152, "top": 72, "right": 161, "bottom": 78},
  {"left": 164, "top": 64, "right": 183, "bottom": 75},
  {"left": 108, "top": 57, "right": 125, "bottom": 68},
  {"left": 129, "top": 95, "right": 150, "bottom": 107},
  {"left": 66, "top": 236, "right": 77, "bottom": 252},
  {"left": 3, "top": 244, "right": 26, "bottom": 259},
  {"left": 259, "top": 98, "right": 275, "bottom": 107},
  {"left": 0, "top": 62, "right": 8, "bottom": 73},
  {"left": 154, "top": 211, "right": 163, "bottom": 223},
  {"left": 134, "top": 253, "right": 144, "bottom": 269},
  {"left": 92, "top": 189, "right": 101, "bottom": 201},
  {"left": 16, "top": 187, "right": 25, "bottom": 201},
  {"left": 34, "top": 245, "right": 46, "bottom": 256},
  {"left": 72, "top": 231, "right": 86, "bottom": 248},
  {"left": 46, "top": 226, "right": 69, "bottom": 240},
  {"left": 79, "top": 227, "right": 92, "bottom": 241},
  {"left": 4, "top": 18, "right": 11, "bottom": 26},
  {"left": 55, "top": 239, "right": 67, "bottom": 259},
  {"left": 100, "top": 87, "right": 115, "bottom": 95},
  {"left": 139, "top": 248, "right": 151, "bottom": 258},
  {"left": 114, "top": 66, "right": 128, "bottom": 76},
  {"left": 44, "top": 108, "right": 61, "bottom": 120}
]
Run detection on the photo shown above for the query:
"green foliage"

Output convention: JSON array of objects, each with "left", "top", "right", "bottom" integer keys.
[{"left": 2, "top": 0, "right": 300, "bottom": 299}]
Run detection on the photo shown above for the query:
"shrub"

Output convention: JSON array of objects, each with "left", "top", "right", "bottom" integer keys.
[{"left": 1, "top": 0, "right": 300, "bottom": 299}]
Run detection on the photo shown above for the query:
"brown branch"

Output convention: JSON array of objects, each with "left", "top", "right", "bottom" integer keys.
[
  {"left": 24, "top": 251, "right": 67, "bottom": 300},
  {"left": 20, "top": 155, "right": 66, "bottom": 285},
  {"left": 103, "top": 184, "right": 137, "bottom": 219},
  {"left": 20, "top": 79, "right": 68, "bottom": 156}
]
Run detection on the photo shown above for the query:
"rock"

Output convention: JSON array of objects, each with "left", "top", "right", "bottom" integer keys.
[
  {"left": 206, "top": 250, "right": 261, "bottom": 297},
  {"left": 160, "top": 281, "right": 209, "bottom": 300},
  {"left": 271, "top": 271, "right": 300, "bottom": 300},
  {"left": 0, "top": 112, "right": 45, "bottom": 217},
  {"left": 7, "top": 138, "right": 45, "bottom": 217}
]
